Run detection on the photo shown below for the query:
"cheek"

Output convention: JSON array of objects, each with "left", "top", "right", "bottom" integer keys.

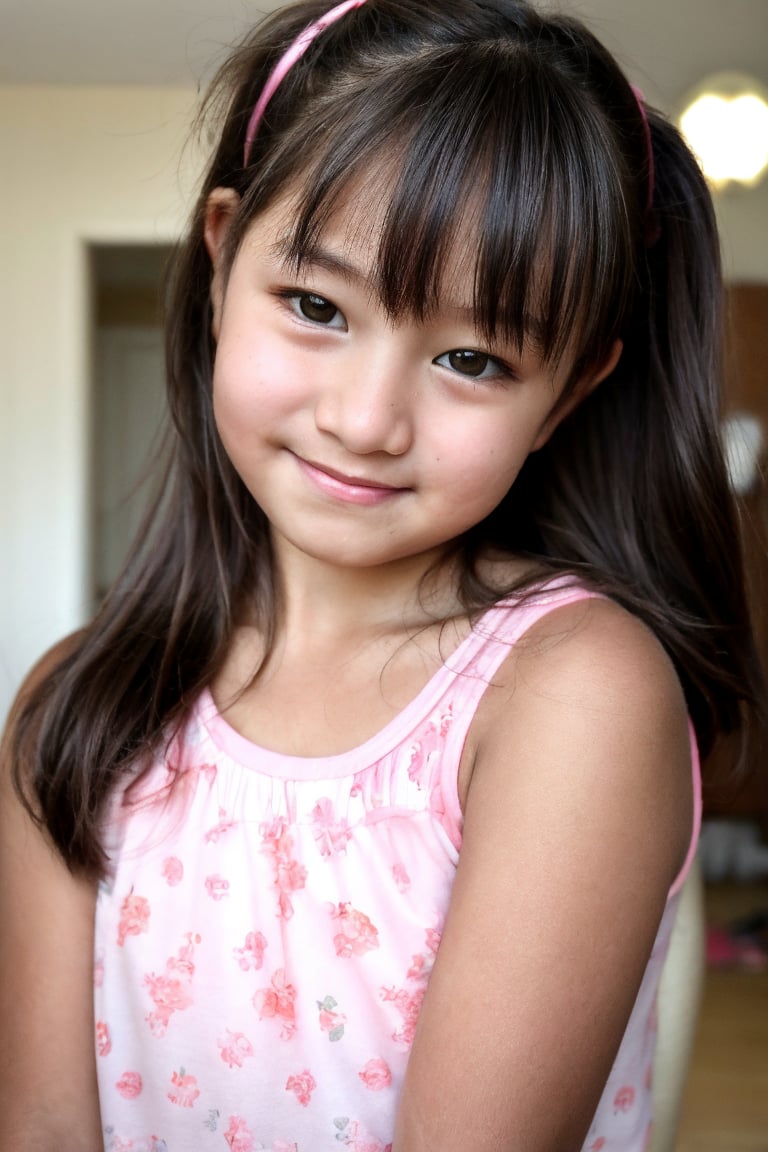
[
  {"left": 438, "top": 423, "right": 532, "bottom": 508},
  {"left": 212, "top": 332, "right": 305, "bottom": 433},
  {"left": 212, "top": 370, "right": 257, "bottom": 433}
]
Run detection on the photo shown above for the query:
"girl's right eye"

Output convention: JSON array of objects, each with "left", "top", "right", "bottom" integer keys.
[{"left": 284, "top": 292, "right": 346, "bottom": 329}]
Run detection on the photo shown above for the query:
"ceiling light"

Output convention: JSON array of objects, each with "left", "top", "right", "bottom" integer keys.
[{"left": 679, "top": 74, "right": 768, "bottom": 188}]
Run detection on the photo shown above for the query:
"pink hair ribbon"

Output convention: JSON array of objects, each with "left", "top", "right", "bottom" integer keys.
[
  {"left": 244, "top": 0, "right": 369, "bottom": 165},
  {"left": 631, "top": 85, "right": 660, "bottom": 244}
]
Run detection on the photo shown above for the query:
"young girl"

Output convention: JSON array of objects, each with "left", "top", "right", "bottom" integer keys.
[{"left": 1, "top": 1, "right": 763, "bottom": 1149}]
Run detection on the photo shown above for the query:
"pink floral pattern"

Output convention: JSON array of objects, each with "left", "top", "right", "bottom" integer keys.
[
  {"left": 116, "top": 891, "right": 150, "bottom": 946},
  {"left": 167, "top": 1068, "right": 200, "bottom": 1108},
  {"left": 613, "top": 1085, "right": 636, "bottom": 1113},
  {"left": 96, "top": 1020, "right": 112, "bottom": 1057},
  {"left": 334, "top": 1118, "right": 392, "bottom": 1151},
  {"left": 407, "top": 706, "right": 453, "bottom": 786},
  {"left": 205, "top": 874, "right": 229, "bottom": 900},
  {"left": 311, "top": 798, "right": 352, "bottom": 857},
  {"left": 261, "top": 819, "right": 308, "bottom": 920},
  {"left": 407, "top": 926, "right": 441, "bottom": 980},
  {"left": 380, "top": 983, "right": 426, "bottom": 1047},
  {"left": 253, "top": 968, "right": 298, "bottom": 1039},
  {"left": 331, "top": 903, "right": 380, "bottom": 958},
  {"left": 204, "top": 807, "right": 238, "bottom": 844},
  {"left": 224, "top": 1115, "right": 254, "bottom": 1151},
  {"left": 379, "top": 923, "right": 438, "bottom": 1046},
  {"left": 143, "top": 932, "right": 199, "bottom": 1037},
  {"left": 162, "top": 856, "right": 184, "bottom": 886},
  {"left": 358, "top": 1058, "right": 392, "bottom": 1091},
  {"left": 285, "top": 1069, "right": 317, "bottom": 1107},
  {"left": 233, "top": 930, "right": 267, "bottom": 971},
  {"left": 115, "top": 1071, "right": 143, "bottom": 1099},
  {"left": 218, "top": 1030, "right": 255, "bottom": 1068}
]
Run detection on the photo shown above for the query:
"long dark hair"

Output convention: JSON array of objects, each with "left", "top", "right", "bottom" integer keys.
[{"left": 13, "top": 0, "right": 764, "bottom": 873}]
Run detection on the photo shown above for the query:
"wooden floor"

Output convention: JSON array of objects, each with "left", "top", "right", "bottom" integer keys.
[{"left": 675, "top": 882, "right": 768, "bottom": 1152}]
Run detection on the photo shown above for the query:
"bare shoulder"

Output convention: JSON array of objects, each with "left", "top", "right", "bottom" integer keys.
[
  {"left": 472, "top": 593, "right": 693, "bottom": 887},
  {"left": 394, "top": 597, "right": 695, "bottom": 1151},
  {"left": 499, "top": 592, "right": 688, "bottom": 740},
  {"left": 470, "top": 564, "right": 691, "bottom": 768},
  {"left": 0, "top": 633, "right": 102, "bottom": 1149}
]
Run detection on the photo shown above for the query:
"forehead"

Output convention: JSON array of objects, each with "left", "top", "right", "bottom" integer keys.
[
  {"left": 247, "top": 168, "right": 552, "bottom": 353},
  {"left": 283, "top": 184, "right": 481, "bottom": 304}
]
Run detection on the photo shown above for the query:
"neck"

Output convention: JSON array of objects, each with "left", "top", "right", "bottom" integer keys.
[
  {"left": 270, "top": 536, "right": 463, "bottom": 647},
  {"left": 216, "top": 537, "right": 467, "bottom": 719}
]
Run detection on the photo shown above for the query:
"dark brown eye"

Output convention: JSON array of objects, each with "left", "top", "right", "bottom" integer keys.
[
  {"left": 446, "top": 350, "right": 490, "bottom": 377},
  {"left": 298, "top": 293, "right": 339, "bottom": 324},
  {"left": 435, "top": 348, "right": 511, "bottom": 383}
]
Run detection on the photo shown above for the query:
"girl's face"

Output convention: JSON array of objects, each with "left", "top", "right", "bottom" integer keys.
[{"left": 205, "top": 188, "right": 615, "bottom": 577}]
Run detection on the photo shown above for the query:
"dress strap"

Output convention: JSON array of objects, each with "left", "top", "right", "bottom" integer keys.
[
  {"left": 431, "top": 579, "right": 701, "bottom": 897},
  {"left": 447, "top": 578, "right": 601, "bottom": 683},
  {"left": 431, "top": 581, "right": 603, "bottom": 846}
]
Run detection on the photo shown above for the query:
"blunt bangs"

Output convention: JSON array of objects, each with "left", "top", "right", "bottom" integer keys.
[{"left": 239, "top": 36, "right": 637, "bottom": 373}]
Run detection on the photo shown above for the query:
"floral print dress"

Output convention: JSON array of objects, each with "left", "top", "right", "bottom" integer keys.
[{"left": 94, "top": 582, "right": 701, "bottom": 1152}]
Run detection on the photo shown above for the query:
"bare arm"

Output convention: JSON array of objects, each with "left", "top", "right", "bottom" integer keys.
[
  {"left": 0, "top": 645, "right": 102, "bottom": 1151},
  {"left": 394, "top": 599, "right": 693, "bottom": 1152}
]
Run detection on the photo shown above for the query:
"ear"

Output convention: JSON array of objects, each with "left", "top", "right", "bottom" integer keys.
[
  {"left": 532, "top": 339, "right": 623, "bottom": 451},
  {"left": 204, "top": 187, "right": 241, "bottom": 341}
]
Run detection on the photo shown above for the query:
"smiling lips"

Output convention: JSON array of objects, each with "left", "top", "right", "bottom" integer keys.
[{"left": 294, "top": 454, "right": 407, "bottom": 506}]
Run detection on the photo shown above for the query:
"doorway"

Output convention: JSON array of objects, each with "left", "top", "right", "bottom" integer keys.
[{"left": 89, "top": 243, "right": 173, "bottom": 606}]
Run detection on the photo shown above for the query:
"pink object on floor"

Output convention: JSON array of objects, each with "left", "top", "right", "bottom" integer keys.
[{"left": 706, "top": 925, "right": 768, "bottom": 971}]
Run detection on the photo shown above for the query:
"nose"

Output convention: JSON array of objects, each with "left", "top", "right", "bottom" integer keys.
[{"left": 313, "top": 343, "right": 414, "bottom": 457}]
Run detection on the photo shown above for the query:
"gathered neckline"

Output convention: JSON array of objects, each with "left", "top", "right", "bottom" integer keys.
[
  {"left": 195, "top": 579, "right": 581, "bottom": 780},
  {"left": 196, "top": 602, "right": 499, "bottom": 779}
]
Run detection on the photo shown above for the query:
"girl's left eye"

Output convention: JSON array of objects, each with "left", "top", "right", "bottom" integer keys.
[
  {"left": 434, "top": 349, "right": 510, "bottom": 381},
  {"left": 284, "top": 292, "right": 346, "bottom": 329}
]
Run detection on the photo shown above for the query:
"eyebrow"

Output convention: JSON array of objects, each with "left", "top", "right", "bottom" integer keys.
[
  {"left": 271, "top": 237, "right": 547, "bottom": 351},
  {"left": 272, "top": 238, "right": 378, "bottom": 293}
]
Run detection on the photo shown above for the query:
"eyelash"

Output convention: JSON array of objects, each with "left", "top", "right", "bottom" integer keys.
[
  {"left": 278, "top": 290, "right": 516, "bottom": 383},
  {"left": 281, "top": 290, "right": 346, "bottom": 329},
  {"left": 433, "top": 350, "right": 514, "bottom": 383}
]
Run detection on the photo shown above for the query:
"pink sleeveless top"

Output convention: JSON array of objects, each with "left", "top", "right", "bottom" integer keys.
[{"left": 94, "top": 582, "right": 701, "bottom": 1152}]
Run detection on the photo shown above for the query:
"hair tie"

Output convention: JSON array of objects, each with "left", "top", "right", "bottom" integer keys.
[
  {"left": 244, "top": 0, "right": 369, "bottom": 166},
  {"left": 631, "top": 85, "right": 661, "bottom": 246}
]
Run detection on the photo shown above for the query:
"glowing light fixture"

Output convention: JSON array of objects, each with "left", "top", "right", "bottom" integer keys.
[{"left": 679, "top": 74, "right": 768, "bottom": 188}]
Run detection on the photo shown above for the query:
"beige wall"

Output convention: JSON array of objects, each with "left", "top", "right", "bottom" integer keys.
[
  {"left": 1, "top": 78, "right": 767, "bottom": 723},
  {"left": 717, "top": 185, "right": 768, "bottom": 284},
  {"left": 0, "top": 87, "right": 202, "bottom": 720}
]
